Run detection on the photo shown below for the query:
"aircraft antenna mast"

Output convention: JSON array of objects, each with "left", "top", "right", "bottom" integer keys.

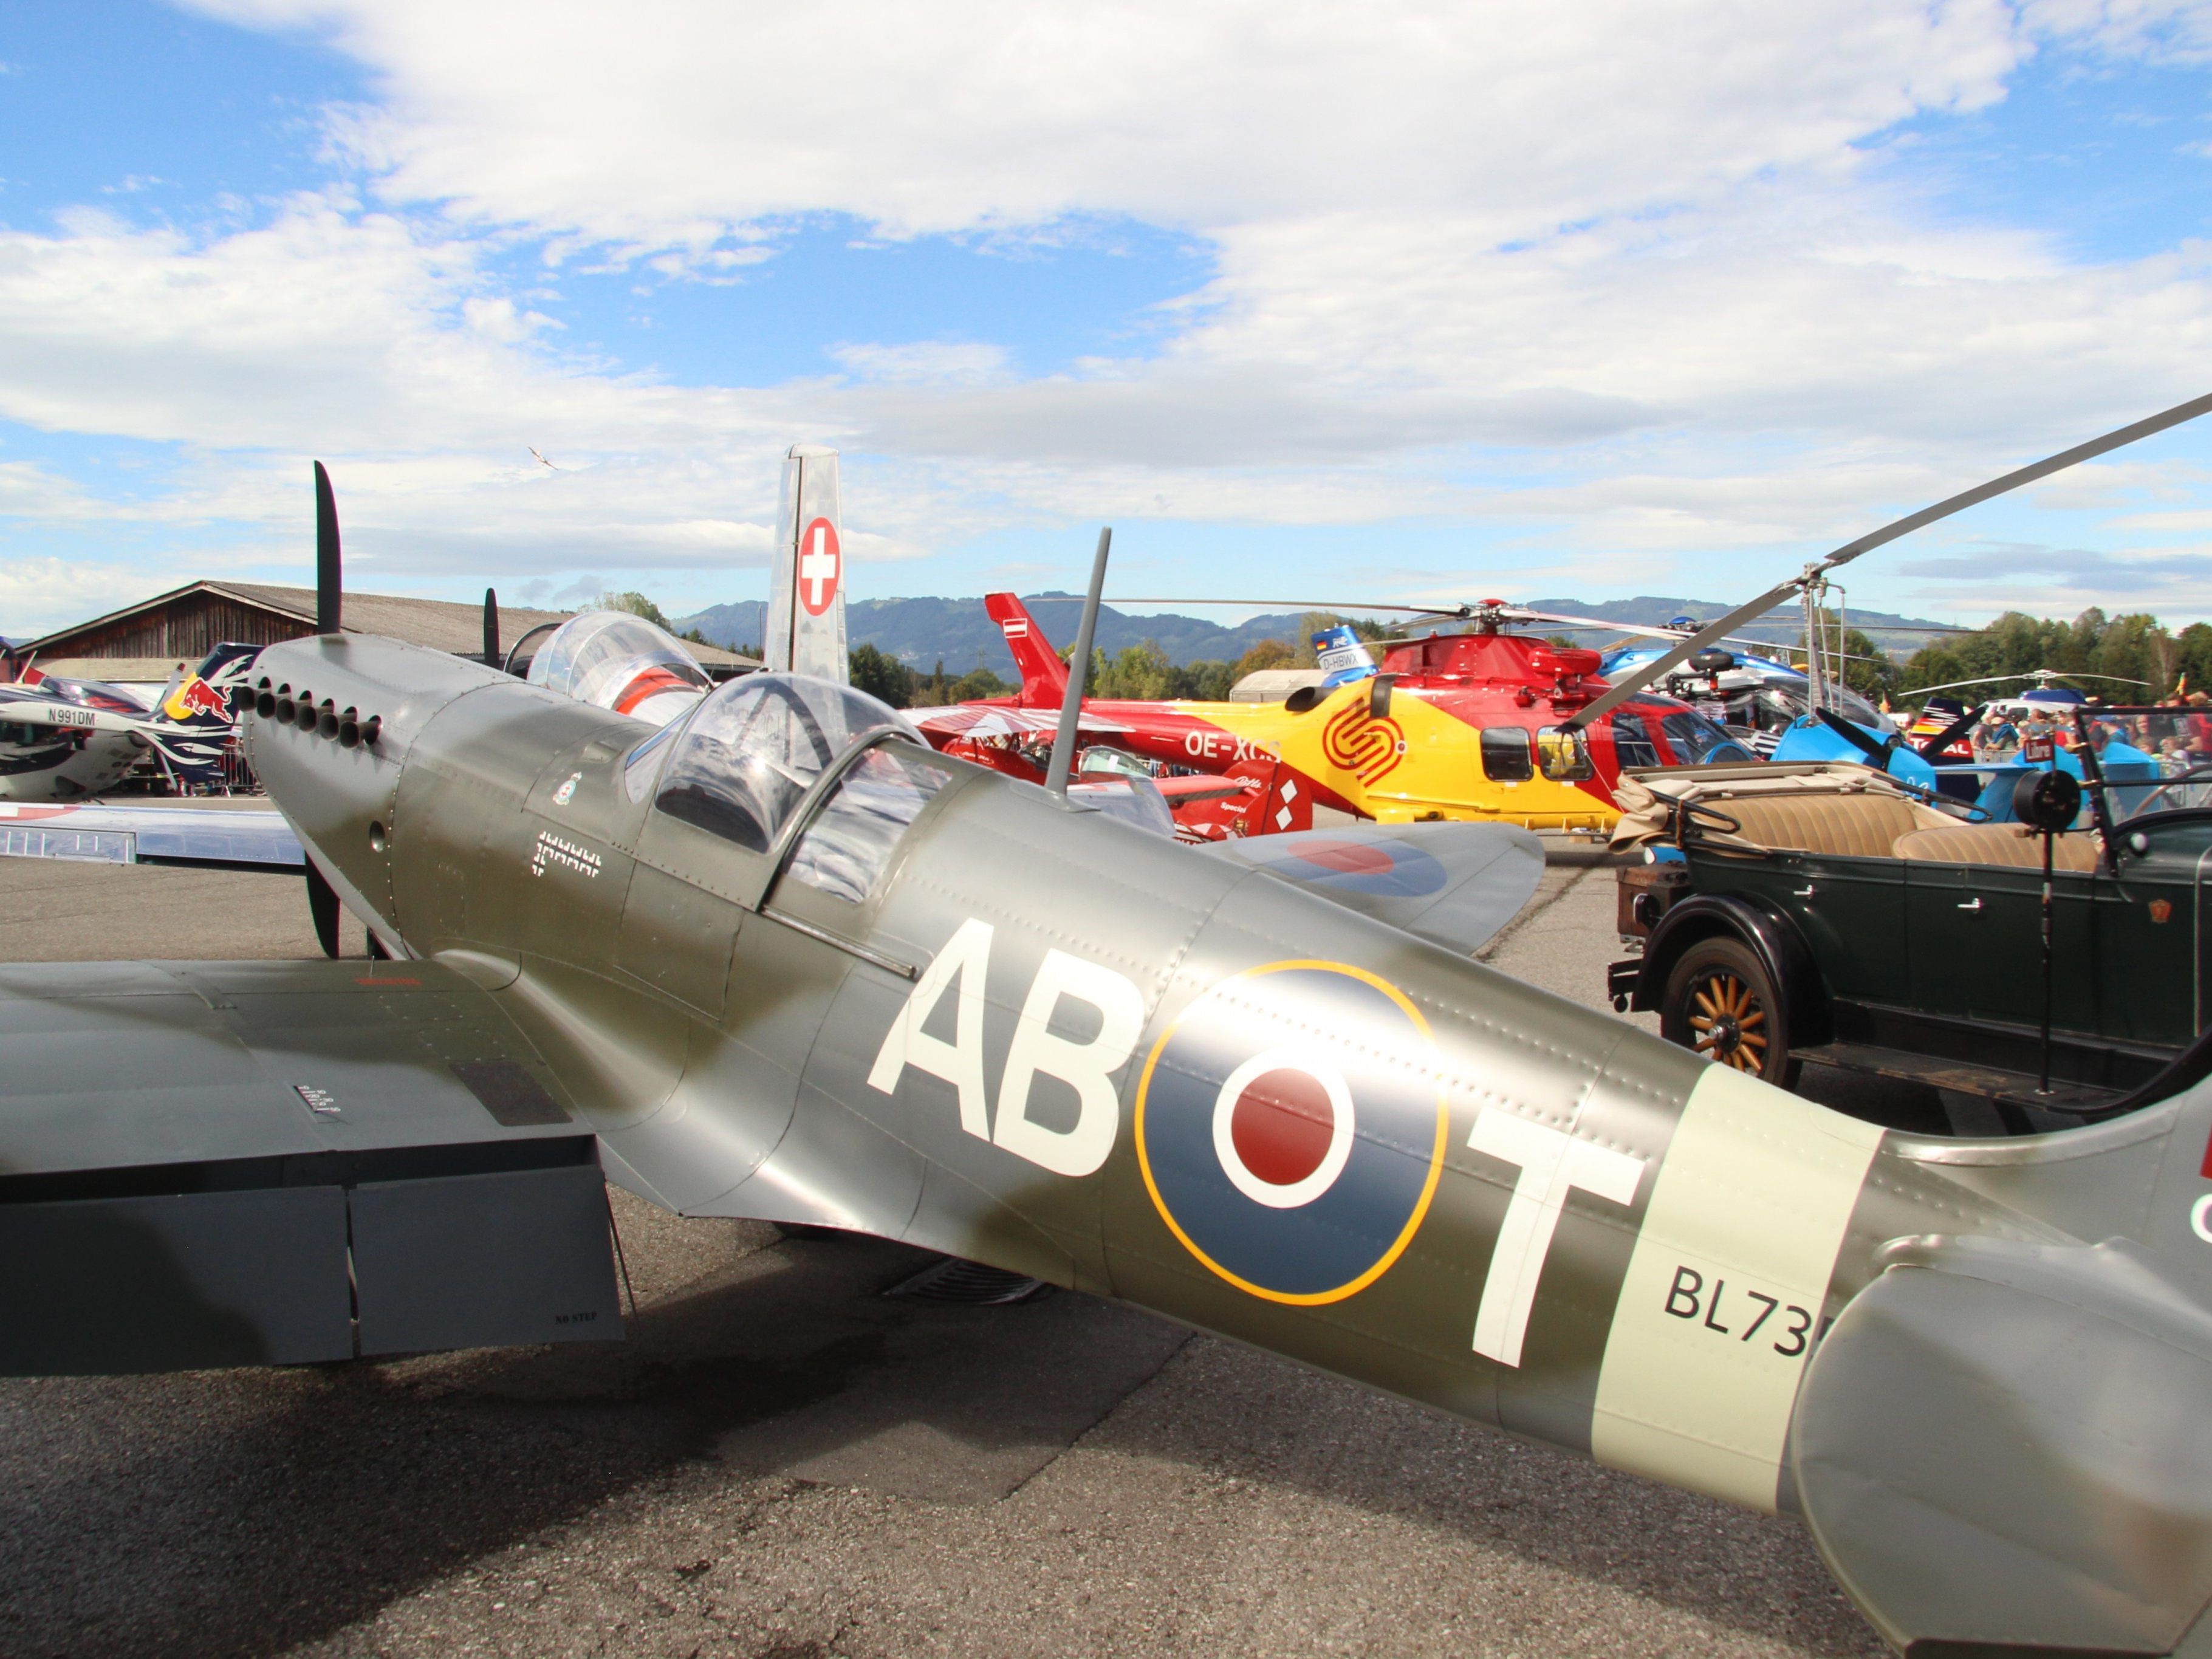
[
  {"left": 1823, "top": 588, "right": 1840, "bottom": 712},
  {"left": 1046, "top": 527, "right": 1112, "bottom": 796},
  {"left": 1800, "top": 581, "right": 1828, "bottom": 715}
]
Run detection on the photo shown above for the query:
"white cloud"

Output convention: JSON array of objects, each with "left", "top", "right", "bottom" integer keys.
[
  {"left": 0, "top": 0, "right": 2202, "bottom": 626},
  {"left": 187, "top": 0, "right": 2025, "bottom": 242},
  {"left": 830, "top": 340, "right": 1010, "bottom": 385}
]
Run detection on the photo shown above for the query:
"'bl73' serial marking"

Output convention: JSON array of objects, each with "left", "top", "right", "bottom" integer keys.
[{"left": 1664, "top": 1265, "right": 1812, "bottom": 1358}]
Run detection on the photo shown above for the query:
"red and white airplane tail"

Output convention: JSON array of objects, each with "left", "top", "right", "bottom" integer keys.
[
  {"left": 984, "top": 592, "right": 1068, "bottom": 710},
  {"left": 764, "top": 445, "right": 849, "bottom": 684}
]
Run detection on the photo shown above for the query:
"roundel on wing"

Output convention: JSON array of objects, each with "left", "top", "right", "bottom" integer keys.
[
  {"left": 1238, "top": 835, "right": 1448, "bottom": 898},
  {"left": 1134, "top": 961, "right": 1446, "bottom": 1304}
]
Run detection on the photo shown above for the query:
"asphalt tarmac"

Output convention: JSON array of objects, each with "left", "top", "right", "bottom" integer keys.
[{"left": 0, "top": 855, "right": 1890, "bottom": 1658}]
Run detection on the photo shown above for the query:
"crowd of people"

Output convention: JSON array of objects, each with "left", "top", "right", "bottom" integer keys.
[{"left": 1965, "top": 696, "right": 2212, "bottom": 775}]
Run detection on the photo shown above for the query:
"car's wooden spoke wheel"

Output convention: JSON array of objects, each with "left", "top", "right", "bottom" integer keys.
[
  {"left": 1660, "top": 936, "right": 1794, "bottom": 1087},
  {"left": 1687, "top": 971, "right": 1769, "bottom": 1072}
]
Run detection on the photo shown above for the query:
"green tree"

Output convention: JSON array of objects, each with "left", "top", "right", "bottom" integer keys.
[
  {"left": 2089, "top": 611, "right": 2171, "bottom": 699},
  {"left": 950, "top": 667, "right": 1010, "bottom": 700},
  {"left": 2177, "top": 623, "right": 2212, "bottom": 696},
  {"left": 1172, "top": 659, "right": 1238, "bottom": 701},
  {"left": 1897, "top": 608, "right": 2180, "bottom": 702},
  {"left": 595, "top": 590, "right": 674, "bottom": 630},
  {"left": 848, "top": 642, "right": 913, "bottom": 707},
  {"left": 1091, "top": 641, "right": 1177, "bottom": 700},
  {"left": 1232, "top": 638, "right": 1296, "bottom": 680},
  {"left": 907, "top": 658, "right": 956, "bottom": 706}
]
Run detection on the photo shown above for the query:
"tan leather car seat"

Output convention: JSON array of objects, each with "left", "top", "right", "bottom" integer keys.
[
  {"left": 1718, "top": 794, "right": 1928, "bottom": 859},
  {"left": 1891, "top": 824, "right": 2101, "bottom": 872}
]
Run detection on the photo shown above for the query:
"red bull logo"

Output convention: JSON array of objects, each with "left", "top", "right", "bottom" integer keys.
[{"left": 163, "top": 676, "right": 230, "bottom": 722}]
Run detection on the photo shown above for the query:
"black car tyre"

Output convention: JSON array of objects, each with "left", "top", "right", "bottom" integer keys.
[{"left": 1660, "top": 936, "right": 1796, "bottom": 1086}]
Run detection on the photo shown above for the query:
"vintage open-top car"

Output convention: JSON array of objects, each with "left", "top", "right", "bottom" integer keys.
[{"left": 1607, "top": 760, "right": 2212, "bottom": 1131}]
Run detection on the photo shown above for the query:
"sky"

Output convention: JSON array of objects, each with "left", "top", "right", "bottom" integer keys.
[{"left": 4, "top": 2, "right": 2212, "bottom": 637}]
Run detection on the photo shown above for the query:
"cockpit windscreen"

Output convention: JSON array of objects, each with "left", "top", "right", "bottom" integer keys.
[{"left": 649, "top": 674, "right": 920, "bottom": 853}]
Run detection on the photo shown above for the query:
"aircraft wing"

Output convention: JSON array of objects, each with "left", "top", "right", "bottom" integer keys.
[
  {"left": 1200, "top": 822, "right": 1544, "bottom": 957},
  {"left": 909, "top": 703, "right": 1131, "bottom": 739},
  {"left": 1151, "top": 773, "right": 1249, "bottom": 803},
  {"left": 0, "top": 958, "right": 621, "bottom": 1374},
  {"left": 0, "top": 692, "right": 191, "bottom": 739},
  {"left": 0, "top": 803, "right": 301, "bottom": 870}
]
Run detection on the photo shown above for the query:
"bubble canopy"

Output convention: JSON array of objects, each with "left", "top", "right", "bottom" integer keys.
[
  {"left": 527, "top": 611, "right": 713, "bottom": 723},
  {"left": 628, "top": 673, "right": 925, "bottom": 854}
]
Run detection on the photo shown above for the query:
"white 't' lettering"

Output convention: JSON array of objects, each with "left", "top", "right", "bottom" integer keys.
[{"left": 1468, "top": 1108, "right": 1644, "bottom": 1367}]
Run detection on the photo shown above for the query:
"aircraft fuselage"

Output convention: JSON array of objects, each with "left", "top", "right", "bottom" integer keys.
[{"left": 241, "top": 633, "right": 2162, "bottom": 1527}]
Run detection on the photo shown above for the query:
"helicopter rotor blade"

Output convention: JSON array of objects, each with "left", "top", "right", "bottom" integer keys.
[
  {"left": 1059, "top": 597, "right": 1443, "bottom": 615},
  {"left": 1904, "top": 675, "right": 2027, "bottom": 696},
  {"left": 1508, "top": 609, "right": 1687, "bottom": 640},
  {"left": 1561, "top": 389, "right": 2212, "bottom": 733}
]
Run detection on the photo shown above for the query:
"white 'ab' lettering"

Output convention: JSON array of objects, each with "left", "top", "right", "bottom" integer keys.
[{"left": 866, "top": 922, "right": 1144, "bottom": 1178}]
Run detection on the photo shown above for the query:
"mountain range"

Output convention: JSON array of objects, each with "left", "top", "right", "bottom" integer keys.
[{"left": 670, "top": 593, "right": 1958, "bottom": 675}]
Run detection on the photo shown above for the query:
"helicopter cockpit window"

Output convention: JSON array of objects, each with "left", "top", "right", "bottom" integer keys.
[
  {"left": 1659, "top": 710, "right": 1758, "bottom": 765},
  {"left": 1609, "top": 711, "right": 1662, "bottom": 770},
  {"left": 652, "top": 674, "right": 917, "bottom": 854},
  {"left": 785, "top": 745, "right": 953, "bottom": 904},
  {"left": 1536, "top": 727, "right": 1594, "bottom": 782},
  {"left": 1481, "top": 728, "right": 1534, "bottom": 782}
]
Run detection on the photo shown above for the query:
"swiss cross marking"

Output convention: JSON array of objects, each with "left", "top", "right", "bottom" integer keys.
[{"left": 798, "top": 518, "right": 841, "bottom": 616}]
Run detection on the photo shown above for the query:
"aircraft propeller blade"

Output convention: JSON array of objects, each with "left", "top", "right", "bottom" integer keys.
[
  {"left": 313, "top": 460, "right": 342, "bottom": 635},
  {"left": 304, "top": 858, "right": 341, "bottom": 959},
  {"left": 483, "top": 587, "right": 501, "bottom": 666},
  {"left": 1916, "top": 703, "right": 1988, "bottom": 762},
  {"left": 1560, "top": 390, "right": 2212, "bottom": 732},
  {"left": 1817, "top": 707, "right": 1896, "bottom": 768}
]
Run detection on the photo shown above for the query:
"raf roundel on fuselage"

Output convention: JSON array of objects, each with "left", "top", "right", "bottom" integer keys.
[{"left": 1134, "top": 962, "right": 1448, "bottom": 1305}]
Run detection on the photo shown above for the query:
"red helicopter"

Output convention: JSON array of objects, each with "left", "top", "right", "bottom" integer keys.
[{"left": 908, "top": 595, "right": 1758, "bottom": 838}]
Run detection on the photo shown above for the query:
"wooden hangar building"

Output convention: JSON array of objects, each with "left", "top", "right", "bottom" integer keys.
[{"left": 18, "top": 580, "right": 756, "bottom": 683}]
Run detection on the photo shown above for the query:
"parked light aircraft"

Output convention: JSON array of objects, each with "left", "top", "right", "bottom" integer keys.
[
  {"left": 13, "top": 411, "right": 2212, "bottom": 1652},
  {"left": 0, "top": 648, "right": 245, "bottom": 801}
]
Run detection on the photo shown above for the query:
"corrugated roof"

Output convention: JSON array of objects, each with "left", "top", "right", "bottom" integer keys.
[
  {"left": 207, "top": 582, "right": 581, "bottom": 656},
  {"left": 27, "top": 580, "right": 757, "bottom": 669}
]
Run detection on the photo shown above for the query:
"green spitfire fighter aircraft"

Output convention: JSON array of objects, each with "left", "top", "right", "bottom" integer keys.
[{"left": 10, "top": 405, "right": 2212, "bottom": 1656}]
